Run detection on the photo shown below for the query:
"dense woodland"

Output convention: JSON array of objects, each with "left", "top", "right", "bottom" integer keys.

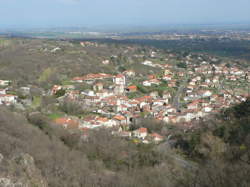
[{"left": 82, "top": 38, "right": 250, "bottom": 61}]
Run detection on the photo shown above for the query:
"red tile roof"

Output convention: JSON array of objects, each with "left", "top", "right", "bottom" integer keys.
[
  {"left": 113, "top": 115, "right": 126, "bottom": 121},
  {"left": 138, "top": 127, "right": 148, "bottom": 133}
]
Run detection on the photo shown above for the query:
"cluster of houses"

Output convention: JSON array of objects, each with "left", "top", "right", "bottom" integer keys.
[
  {"left": 0, "top": 80, "right": 18, "bottom": 106},
  {"left": 54, "top": 115, "right": 164, "bottom": 143},
  {"left": 1, "top": 46, "right": 249, "bottom": 144},
  {"left": 50, "top": 58, "right": 249, "bottom": 142},
  {"left": 152, "top": 61, "right": 249, "bottom": 125}
]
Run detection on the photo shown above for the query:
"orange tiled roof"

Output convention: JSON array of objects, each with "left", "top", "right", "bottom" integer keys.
[
  {"left": 113, "top": 115, "right": 126, "bottom": 121},
  {"left": 138, "top": 127, "right": 148, "bottom": 133},
  {"left": 116, "top": 74, "right": 125, "bottom": 78},
  {"left": 127, "top": 85, "right": 137, "bottom": 90},
  {"left": 151, "top": 133, "right": 163, "bottom": 139},
  {"left": 54, "top": 117, "right": 79, "bottom": 128},
  {"left": 97, "top": 117, "right": 109, "bottom": 122}
]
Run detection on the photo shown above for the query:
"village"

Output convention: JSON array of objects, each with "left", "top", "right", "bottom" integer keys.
[{"left": 0, "top": 44, "right": 250, "bottom": 144}]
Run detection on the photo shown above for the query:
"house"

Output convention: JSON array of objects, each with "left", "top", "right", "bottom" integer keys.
[
  {"left": 72, "top": 77, "right": 85, "bottom": 83},
  {"left": 142, "top": 60, "right": 154, "bottom": 67},
  {"left": 0, "top": 89, "right": 6, "bottom": 95},
  {"left": 162, "top": 92, "right": 171, "bottom": 99},
  {"left": 113, "top": 115, "right": 127, "bottom": 126},
  {"left": 168, "top": 80, "right": 177, "bottom": 87},
  {"left": 205, "top": 79, "right": 211, "bottom": 83},
  {"left": 93, "top": 82, "right": 103, "bottom": 91},
  {"left": 189, "top": 81, "right": 196, "bottom": 86},
  {"left": 133, "top": 128, "right": 148, "bottom": 139},
  {"left": 151, "top": 51, "right": 156, "bottom": 57},
  {"left": 187, "top": 100, "right": 200, "bottom": 110},
  {"left": 51, "top": 85, "right": 62, "bottom": 95},
  {"left": 0, "top": 80, "right": 11, "bottom": 86},
  {"left": 210, "top": 94, "right": 220, "bottom": 102},
  {"left": 194, "top": 76, "right": 202, "bottom": 81},
  {"left": 19, "top": 87, "right": 31, "bottom": 96},
  {"left": 96, "top": 90, "right": 113, "bottom": 99},
  {"left": 82, "top": 90, "right": 95, "bottom": 97},
  {"left": 200, "top": 83, "right": 209, "bottom": 88},
  {"left": 80, "top": 115, "right": 106, "bottom": 129},
  {"left": 164, "top": 69, "right": 172, "bottom": 75},
  {"left": 66, "top": 90, "right": 80, "bottom": 100},
  {"left": 198, "top": 90, "right": 212, "bottom": 98},
  {"left": 54, "top": 117, "right": 79, "bottom": 129},
  {"left": 227, "top": 75, "right": 237, "bottom": 81},
  {"left": 123, "top": 70, "right": 135, "bottom": 77},
  {"left": 230, "top": 68, "right": 244, "bottom": 76},
  {"left": 117, "top": 130, "right": 132, "bottom": 138},
  {"left": 151, "top": 133, "right": 164, "bottom": 142},
  {"left": 73, "top": 73, "right": 113, "bottom": 84},
  {"left": 187, "top": 85, "right": 195, "bottom": 92},
  {"left": 0, "top": 94, "right": 17, "bottom": 105},
  {"left": 165, "top": 106, "right": 177, "bottom": 113},
  {"left": 152, "top": 99, "right": 167, "bottom": 106},
  {"left": 116, "top": 103, "right": 129, "bottom": 113},
  {"left": 114, "top": 84, "right": 125, "bottom": 95},
  {"left": 102, "top": 60, "right": 110, "bottom": 65},
  {"left": 164, "top": 64, "right": 172, "bottom": 69},
  {"left": 212, "top": 76, "right": 220, "bottom": 83},
  {"left": 163, "top": 116, "right": 170, "bottom": 123},
  {"left": 162, "top": 75, "right": 172, "bottom": 81},
  {"left": 126, "top": 85, "right": 137, "bottom": 92},
  {"left": 202, "top": 106, "right": 213, "bottom": 113},
  {"left": 142, "top": 80, "right": 152, "bottom": 87},
  {"left": 177, "top": 110, "right": 196, "bottom": 122},
  {"left": 150, "top": 91, "right": 159, "bottom": 99},
  {"left": 168, "top": 116, "right": 177, "bottom": 123},
  {"left": 135, "top": 96, "right": 152, "bottom": 104},
  {"left": 84, "top": 96, "right": 100, "bottom": 105},
  {"left": 178, "top": 72, "right": 185, "bottom": 77},
  {"left": 113, "top": 74, "right": 126, "bottom": 85},
  {"left": 96, "top": 117, "right": 116, "bottom": 127},
  {"left": 148, "top": 74, "right": 157, "bottom": 79},
  {"left": 142, "top": 79, "right": 161, "bottom": 87}
]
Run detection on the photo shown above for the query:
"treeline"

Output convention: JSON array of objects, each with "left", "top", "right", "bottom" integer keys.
[{"left": 89, "top": 38, "right": 250, "bottom": 61}]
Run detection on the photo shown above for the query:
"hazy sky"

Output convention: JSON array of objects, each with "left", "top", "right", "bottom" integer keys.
[{"left": 0, "top": 0, "right": 250, "bottom": 28}]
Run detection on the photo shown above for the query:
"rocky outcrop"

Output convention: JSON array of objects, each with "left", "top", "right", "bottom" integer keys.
[{"left": 0, "top": 153, "right": 48, "bottom": 187}]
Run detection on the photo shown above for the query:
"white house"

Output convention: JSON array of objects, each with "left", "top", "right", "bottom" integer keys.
[
  {"left": 142, "top": 79, "right": 161, "bottom": 87},
  {"left": 202, "top": 106, "right": 213, "bottom": 113},
  {"left": 162, "top": 75, "right": 172, "bottom": 81},
  {"left": 133, "top": 128, "right": 148, "bottom": 139},
  {"left": 0, "top": 94, "right": 17, "bottom": 105},
  {"left": 113, "top": 74, "right": 126, "bottom": 85},
  {"left": 199, "top": 90, "right": 212, "bottom": 98},
  {"left": 0, "top": 89, "right": 6, "bottom": 94},
  {"left": 151, "top": 133, "right": 164, "bottom": 142},
  {"left": 0, "top": 80, "right": 11, "bottom": 86}
]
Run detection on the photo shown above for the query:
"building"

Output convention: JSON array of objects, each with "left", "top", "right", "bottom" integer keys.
[
  {"left": 113, "top": 74, "right": 126, "bottom": 85},
  {"left": 0, "top": 94, "right": 17, "bottom": 105},
  {"left": 133, "top": 128, "right": 148, "bottom": 139},
  {"left": 126, "top": 85, "right": 137, "bottom": 92}
]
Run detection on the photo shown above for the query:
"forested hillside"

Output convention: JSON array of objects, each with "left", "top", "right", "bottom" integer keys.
[{"left": 0, "top": 99, "right": 250, "bottom": 187}]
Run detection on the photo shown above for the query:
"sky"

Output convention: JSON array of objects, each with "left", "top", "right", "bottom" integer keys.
[{"left": 0, "top": 0, "right": 250, "bottom": 28}]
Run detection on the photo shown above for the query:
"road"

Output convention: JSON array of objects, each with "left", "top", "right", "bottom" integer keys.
[
  {"left": 168, "top": 154, "right": 197, "bottom": 169},
  {"left": 172, "top": 74, "right": 189, "bottom": 111}
]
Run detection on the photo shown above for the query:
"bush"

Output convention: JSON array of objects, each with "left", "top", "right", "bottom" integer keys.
[
  {"left": 59, "top": 100, "right": 82, "bottom": 115},
  {"left": 177, "top": 62, "right": 187, "bottom": 69},
  {"left": 55, "top": 89, "right": 66, "bottom": 98}
]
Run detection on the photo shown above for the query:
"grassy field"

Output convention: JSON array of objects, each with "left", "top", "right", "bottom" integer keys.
[{"left": 47, "top": 113, "right": 64, "bottom": 120}]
